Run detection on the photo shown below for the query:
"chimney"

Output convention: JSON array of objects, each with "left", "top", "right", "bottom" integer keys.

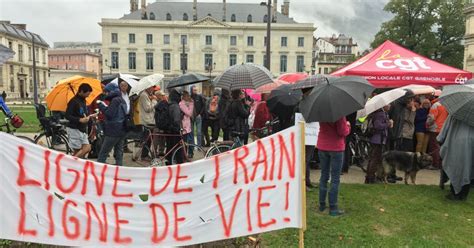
[
  {"left": 11, "top": 24, "right": 27, "bottom": 30},
  {"left": 130, "top": 0, "right": 138, "bottom": 12},
  {"left": 272, "top": 0, "right": 277, "bottom": 22},
  {"left": 281, "top": 0, "right": 289, "bottom": 17},
  {"left": 223, "top": 0, "right": 226, "bottom": 21},
  {"left": 193, "top": 0, "right": 198, "bottom": 21},
  {"left": 141, "top": 0, "right": 147, "bottom": 19}
]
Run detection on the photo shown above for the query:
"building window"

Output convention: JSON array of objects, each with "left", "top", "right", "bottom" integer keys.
[
  {"left": 111, "top": 52, "right": 119, "bottom": 69},
  {"left": 263, "top": 14, "right": 268, "bottom": 23},
  {"left": 146, "top": 34, "right": 153, "bottom": 44},
  {"left": 129, "top": 33, "right": 135, "bottom": 44},
  {"left": 166, "top": 13, "right": 172, "bottom": 21},
  {"left": 281, "top": 37, "right": 287, "bottom": 47},
  {"left": 28, "top": 46, "right": 32, "bottom": 61},
  {"left": 280, "top": 55, "right": 287, "bottom": 72},
  {"left": 247, "top": 14, "right": 252, "bottom": 22},
  {"left": 347, "top": 46, "right": 352, "bottom": 54},
  {"left": 18, "top": 45, "right": 23, "bottom": 62},
  {"left": 297, "top": 55, "right": 305, "bottom": 72},
  {"left": 324, "top": 68, "right": 329, "bottom": 74},
  {"left": 205, "top": 35, "right": 212, "bottom": 45},
  {"left": 231, "top": 14, "right": 236, "bottom": 22},
  {"left": 183, "top": 13, "right": 189, "bottom": 21},
  {"left": 35, "top": 48, "right": 39, "bottom": 62},
  {"left": 181, "top": 35, "right": 187, "bottom": 45},
  {"left": 180, "top": 53, "right": 188, "bottom": 72},
  {"left": 263, "top": 55, "right": 267, "bottom": 66},
  {"left": 230, "top": 36, "right": 237, "bottom": 46},
  {"left": 111, "top": 33, "right": 118, "bottom": 43},
  {"left": 264, "top": 36, "right": 267, "bottom": 46},
  {"left": 146, "top": 53, "right": 154, "bottom": 70},
  {"left": 9, "top": 65, "right": 14, "bottom": 74},
  {"left": 150, "top": 12, "right": 155, "bottom": 20},
  {"left": 247, "top": 36, "right": 254, "bottom": 46},
  {"left": 41, "top": 50, "right": 45, "bottom": 63},
  {"left": 318, "top": 67, "right": 322, "bottom": 74},
  {"left": 246, "top": 54, "right": 254, "bottom": 63},
  {"left": 298, "top": 37, "right": 304, "bottom": 47},
  {"left": 8, "top": 41, "right": 13, "bottom": 49},
  {"left": 204, "top": 54, "right": 213, "bottom": 70},
  {"left": 164, "top": 34, "right": 170, "bottom": 44},
  {"left": 229, "top": 54, "right": 237, "bottom": 66},
  {"left": 163, "top": 53, "right": 171, "bottom": 70},
  {"left": 43, "top": 71, "right": 46, "bottom": 87},
  {"left": 128, "top": 52, "right": 136, "bottom": 70}
]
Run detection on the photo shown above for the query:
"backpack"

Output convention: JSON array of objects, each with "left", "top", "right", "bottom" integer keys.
[
  {"left": 155, "top": 101, "right": 172, "bottom": 131},
  {"left": 223, "top": 101, "right": 236, "bottom": 129}
]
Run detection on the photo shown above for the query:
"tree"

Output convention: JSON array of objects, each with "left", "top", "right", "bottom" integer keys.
[{"left": 371, "top": 0, "right": 466, "bottom": 69}]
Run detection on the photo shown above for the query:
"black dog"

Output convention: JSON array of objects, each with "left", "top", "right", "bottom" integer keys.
[{"left": 382, "top": 151, "right": 433, "bottom": 185}]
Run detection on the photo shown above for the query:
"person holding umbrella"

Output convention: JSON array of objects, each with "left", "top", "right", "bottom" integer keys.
[
  {"left": 65, "top": 83, "right": 95, "bottom": 158},
  {"left": 226, "top": 90, "right": 251, "bottom": 144}
]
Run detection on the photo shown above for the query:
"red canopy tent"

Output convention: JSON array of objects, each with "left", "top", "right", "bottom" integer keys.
[{"left": 331, "top": 40, "right": 472, "bottom": 88}]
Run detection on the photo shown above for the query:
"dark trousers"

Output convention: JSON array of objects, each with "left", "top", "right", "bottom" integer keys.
[
  {"left": 305, "top": 145, "right": 315, "bottom": 186},
  {"left": 428, "top": 132, "right": 441, "bottom": 168},
  {"left": 166, "top": 135, "right": 182, "bottom": 165},
  {"left": 450, "top": 184, "right": 471, "bottom": 200},
  {"left": 202, "top": 118, "right": 219, "bottom": 144},
  {"left": 97, "top": 136, "right": 125, "bottom": 166},
  {"left": 366, "top": 144, "right": 383, "bottom": 181},
  {"left": 223, "top": 128, "right": 231, "bottom": 141},
  {"left": 399, "top": 138, "right": 414, "bottom": 152},
  {"left": 343, "top": 134, "right": 352, "bottom": 172}
]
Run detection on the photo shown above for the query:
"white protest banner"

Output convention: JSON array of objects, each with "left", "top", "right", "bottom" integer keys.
[
  {"left": 0, "top": 125, "right": 303, "bottom": 247},
  {"left": 295, "top": 113, "right": 320, "bottom": 146}
]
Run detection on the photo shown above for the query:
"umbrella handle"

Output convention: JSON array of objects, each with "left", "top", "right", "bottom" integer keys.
[{"left": 69, "top": 83, "right": 76, "bottom": 95}]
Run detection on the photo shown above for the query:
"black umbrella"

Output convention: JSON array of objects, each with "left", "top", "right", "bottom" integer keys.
[
  {"left": 292, "top": 74, "right": 331, "bottom": 90},
  {"left": 166, "top": 73, "right": 210, "bottom": 89},
  {"left": 299, "top": 76, "right": 374, "bottom": 122},
  {"left": 266, "top": 84, "right": 303, "bottom": 116}
]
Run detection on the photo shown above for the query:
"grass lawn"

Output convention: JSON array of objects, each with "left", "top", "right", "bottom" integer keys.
[
  {"left": 262, "top": 184, "right": 474, "bottom": 247},
  {"left": 2, "top": 184, "right": 473, "bottom": 247},
  {"left": 0, "top": 105, "right": 40, "bottom": 133}
]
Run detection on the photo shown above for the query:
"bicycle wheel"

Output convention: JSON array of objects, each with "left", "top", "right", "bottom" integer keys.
[
  {"left": 35, "top": 133, "right": 72, "bottom": 154},
  {"left": 15, "top": 135, "right": 34, "bottom": 143},
  {"left": 125, "top": 140, "right": 164, "bottom": 167},
  {"left": 171, "top": 144, "right": 206, "bottom": 165},
  {"left": 205, "top": 144, "right": 232, "bottom": 158}
]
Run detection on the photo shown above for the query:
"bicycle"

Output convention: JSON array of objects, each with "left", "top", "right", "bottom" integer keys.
[
  {"left": 205, "top": 131, "right": 244, "bottom": 157},
  {"left": 125, "top": 127, "right": 205, "bottom": 167},
  {"left": 33, "top": 104, "right": 72, "bottom": 154},
  {"left": 348, "top": 125, "right": 370, "bottom": 172},
  {"left": 0, "top": 117, "right": 34, "bottom": 143}
]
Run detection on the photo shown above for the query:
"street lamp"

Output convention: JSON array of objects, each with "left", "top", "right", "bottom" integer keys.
[{"left": 104, "top": 59, "right": 112, "bottom": 74}]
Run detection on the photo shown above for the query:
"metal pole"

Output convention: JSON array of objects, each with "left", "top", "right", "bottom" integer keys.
[
  {"left": 265, "top": 0, "right": 271, "bottom": 70},
  {"left": 32, "top": 34, "right": 38, "bottom": 104}
]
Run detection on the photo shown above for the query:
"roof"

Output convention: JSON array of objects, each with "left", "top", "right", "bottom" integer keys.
[
  {"left": 331, "top": 40, "right": 472, "bottom": 88},
  {"left": 48, "top": 49, "right": 101, "bottom": 57},
  {"left": 318, "top": 34, "right": 357, "bottom": 46},
  {"left": 0, "top": 22, "right": 49, "bottom": 47},
  {"left": 121, "top": 1, "right": 298, "bottom": 24}
]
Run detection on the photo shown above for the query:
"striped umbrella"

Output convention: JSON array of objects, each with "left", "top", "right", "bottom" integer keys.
[
  {"left": 439, "top": 84, "right": 474, "bottom": 126},
  {"left": 213, "top": 63, "right": 274, "bottom": 90},
  {"left": 292, "top": 74, "right": 332, "bottom": 90}
]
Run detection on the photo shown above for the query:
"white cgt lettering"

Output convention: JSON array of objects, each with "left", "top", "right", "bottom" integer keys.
[{"left": 375, "top": 57, "right": 431, "bottom": 71}]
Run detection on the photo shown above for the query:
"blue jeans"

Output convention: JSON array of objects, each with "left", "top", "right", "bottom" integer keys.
[
  {"left": 318, "top": 150, "right": 344, "bottom": 210},
  {"left": 193, "top": 115, "right": 202, "bottom": 146},
  {"left": 97, "top": 136, "right": 125, "bottom": 166}
]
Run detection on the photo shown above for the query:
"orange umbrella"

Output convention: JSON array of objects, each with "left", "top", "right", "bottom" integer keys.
[{"left": 45, "top": 75, "right": 102, "bottom": 112}]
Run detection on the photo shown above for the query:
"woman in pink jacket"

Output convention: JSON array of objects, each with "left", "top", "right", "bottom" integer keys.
[
  {"left": 179, "top": 90, "right": 195, "bottom": 158},
  {"left": 317, "top": 116, "right": 351, "bottom": 216}
]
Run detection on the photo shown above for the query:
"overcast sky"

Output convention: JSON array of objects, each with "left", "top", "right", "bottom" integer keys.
[{"left": 0, "top": 0, "right": 391, "bottom": 49}]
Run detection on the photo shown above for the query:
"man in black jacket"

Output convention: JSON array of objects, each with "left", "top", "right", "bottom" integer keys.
[
  {"left": 191, "top": 86, "right": 205, "bottom": 147},
  {"left": 227, "top": 90, "right": 250, "bottom": 144},
  {"left": 65, "top": 83, "right": 94, "bottom": 158},
  {"left": 166, "top": 89, "right": 183, "bottom": 164}
]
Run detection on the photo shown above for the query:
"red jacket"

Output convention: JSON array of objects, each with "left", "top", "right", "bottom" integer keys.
[
  {"left": 252, "top": 101, "right": 272, "bottom": 129},
  {"left": 317, "top": 117, "right": 350, "bottom": 152}
]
